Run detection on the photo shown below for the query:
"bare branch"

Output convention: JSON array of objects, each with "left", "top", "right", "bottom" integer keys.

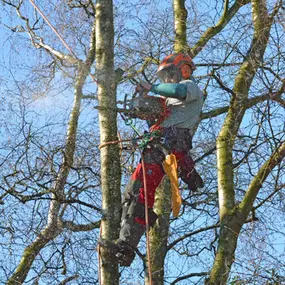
[
  {"left": 167, "top": 224, "right": 219, "bottom": 250},
  {"left": 62, "top": 220, "right": 101, "bottom": 232},
  {"left": 170, "top": 272, "right": 209, "bottom": 285},
  {"left": 191, "top": 0, "right": 251, "bottom": 57},
  {"left": 58, "top": 275, "right": 79, "bottom": 285},
  {"left": 239, "top": 141, "right": 285, "bottom": 217}
]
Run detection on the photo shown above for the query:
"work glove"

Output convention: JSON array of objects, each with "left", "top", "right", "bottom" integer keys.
[{"left": 136, "top": 81, "right": 152, "bottom": 92}]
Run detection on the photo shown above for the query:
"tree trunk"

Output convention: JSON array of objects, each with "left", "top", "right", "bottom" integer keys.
[
  {"left": 145, "top": 177, "right": 172, "bottom": 285},
  {"left": 206, "top": 1, "right": 277, "bottom": 284},
  {"left": 96, "top": 1, "right": 121, "bottom": 284},
  {"left": 145, "top": 1, "right": 189, "bottom": 283},
  {"left": 7, "top": 59, "right": 93, "bottom": 284},
  {"left": 173, "top": 0, "right": 188, "bottom": 53},
  {"left": 205, "top": 210, "right": 245, "bottom": 285}
]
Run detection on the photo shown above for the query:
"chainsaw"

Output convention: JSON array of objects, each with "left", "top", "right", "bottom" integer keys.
[{"left": 124, "top": 91, "right": 165, "bottom": 122}]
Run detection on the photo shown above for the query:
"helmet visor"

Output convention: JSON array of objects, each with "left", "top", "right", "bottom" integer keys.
[{"left": 156, "top": 65, "right": 180, "bottom": 82}]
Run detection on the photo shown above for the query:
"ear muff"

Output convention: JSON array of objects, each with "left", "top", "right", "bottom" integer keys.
[{"left": 180, "top": 64, "right": 191, "bottom": 79}]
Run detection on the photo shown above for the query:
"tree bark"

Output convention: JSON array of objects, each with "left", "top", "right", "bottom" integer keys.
[
  {"left": 191, "top": 0, "right": 251, "bottom": 57},
  {"left": 96, "top": 1, "right": 121, "bottom": 284},
  {"left": 145, "top": 177, "right": 172, "bottom": 285},
  {"left": 7, "top": 58, "right": 94, "bottom": 284},
  {"left": 145, "top": 1, "right": 189, "bottom": 283},
  {"left": 205, "top": 210, "right": 244, "bottom": 285},
  {"left": 173, "top": 0, "right": 188, "bottom": 53},
  {"left": 206, "top": 1, "right": 279, "bottom": 284},
  {"left": 206, "top": 139, "right": 285, "bottom": 285}
]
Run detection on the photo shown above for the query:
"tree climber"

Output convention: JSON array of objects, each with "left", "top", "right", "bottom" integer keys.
[{"left": 100, "top": 53, "right": 204, "bottom": 266}]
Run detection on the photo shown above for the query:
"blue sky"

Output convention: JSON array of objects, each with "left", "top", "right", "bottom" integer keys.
[{"left": 0, "top": 1, "right": 284, "bottom": 284}]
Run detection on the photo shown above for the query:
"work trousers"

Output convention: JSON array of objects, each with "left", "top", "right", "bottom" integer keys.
[
  {"left": 121, "top": 127, "right": 195, "bottom": 226},
  {"left": 118, "top": 127, "right": 200, "bottom": 262}
]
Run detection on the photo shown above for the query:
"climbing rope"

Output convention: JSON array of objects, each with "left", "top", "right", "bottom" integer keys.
[
  {"left": 29, "top": 0, "right": 97, "bottom": 85},
  {"left": 139, "top": 148, "right": 153, "bottom": 285},
  {"left": 98, "top": 126, "right": 155, "bottom": 283},
  {"left": 119, "top": 113, "right": 161, "bottom": 283},
  {"left": 97, "top": 225, "right": 102, "bottom": 285},
  {"left": 101, "top": 111, "right": 156, "bottom": 282},
  {"left": 98, "top": 136, "right": 142, "bottom": 149}
]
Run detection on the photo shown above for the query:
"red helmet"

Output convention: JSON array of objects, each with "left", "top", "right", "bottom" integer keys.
[{"left": 157, "top": 53, "right": 196, "bottom": 81}]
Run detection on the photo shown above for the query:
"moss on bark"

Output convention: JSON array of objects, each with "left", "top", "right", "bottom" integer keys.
[{"left": 96, "top": 1, "right": 121, "bottom": 284}]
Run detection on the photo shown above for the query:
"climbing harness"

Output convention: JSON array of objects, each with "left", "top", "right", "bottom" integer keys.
[
  {"left": 120, "top": 102, "right": 181, "bottom": 214},
  {"left": 119, "top": 113, "right": 162, "bottom": 149}
]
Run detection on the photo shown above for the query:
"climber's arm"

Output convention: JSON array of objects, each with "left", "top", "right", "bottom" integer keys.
[{"left": 150, "top": 83, "right": 187, "bottom": 100}]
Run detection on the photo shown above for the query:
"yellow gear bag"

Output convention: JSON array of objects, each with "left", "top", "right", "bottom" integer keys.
[{"left": 162, "top": 154, "right": 181, "bottom": 217}]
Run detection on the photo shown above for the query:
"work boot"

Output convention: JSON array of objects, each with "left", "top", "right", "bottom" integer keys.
[
  {"left": 114, "top": 240, "right": 136, "bottom": 266},
  {"left": 181, "top": 168, "right": 204, "bottom": 191},
  {"left": 117, "top": 218, "right": 146, "bottom": 265},
  {"left": 98, "top": 218, "right": 145, "bottom": 266},
  {"left": 98, "top": 238, "right": 135, "bottom": 266}
]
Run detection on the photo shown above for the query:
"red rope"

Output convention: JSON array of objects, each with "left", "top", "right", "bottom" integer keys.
[
  {"left": 139, "top": 148, "right": 153, "bottom": 285},
  {"left": 97, "top": 225, "right": 102, "bottom": 285},
  {"left": 98, "top": 136, "right": 142, "bottom": 149}
]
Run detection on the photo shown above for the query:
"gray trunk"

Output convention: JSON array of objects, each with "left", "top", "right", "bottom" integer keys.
[
  {"left": 96, "top": 0, "right": 121, "bottom": 284},
  {"left": 145, "top": 177, "right": 172, "bottom": 285}
]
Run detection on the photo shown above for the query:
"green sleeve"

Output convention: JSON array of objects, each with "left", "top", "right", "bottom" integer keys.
[{"left": 150, "top": 83, "right": 187, "bottom": 100}]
